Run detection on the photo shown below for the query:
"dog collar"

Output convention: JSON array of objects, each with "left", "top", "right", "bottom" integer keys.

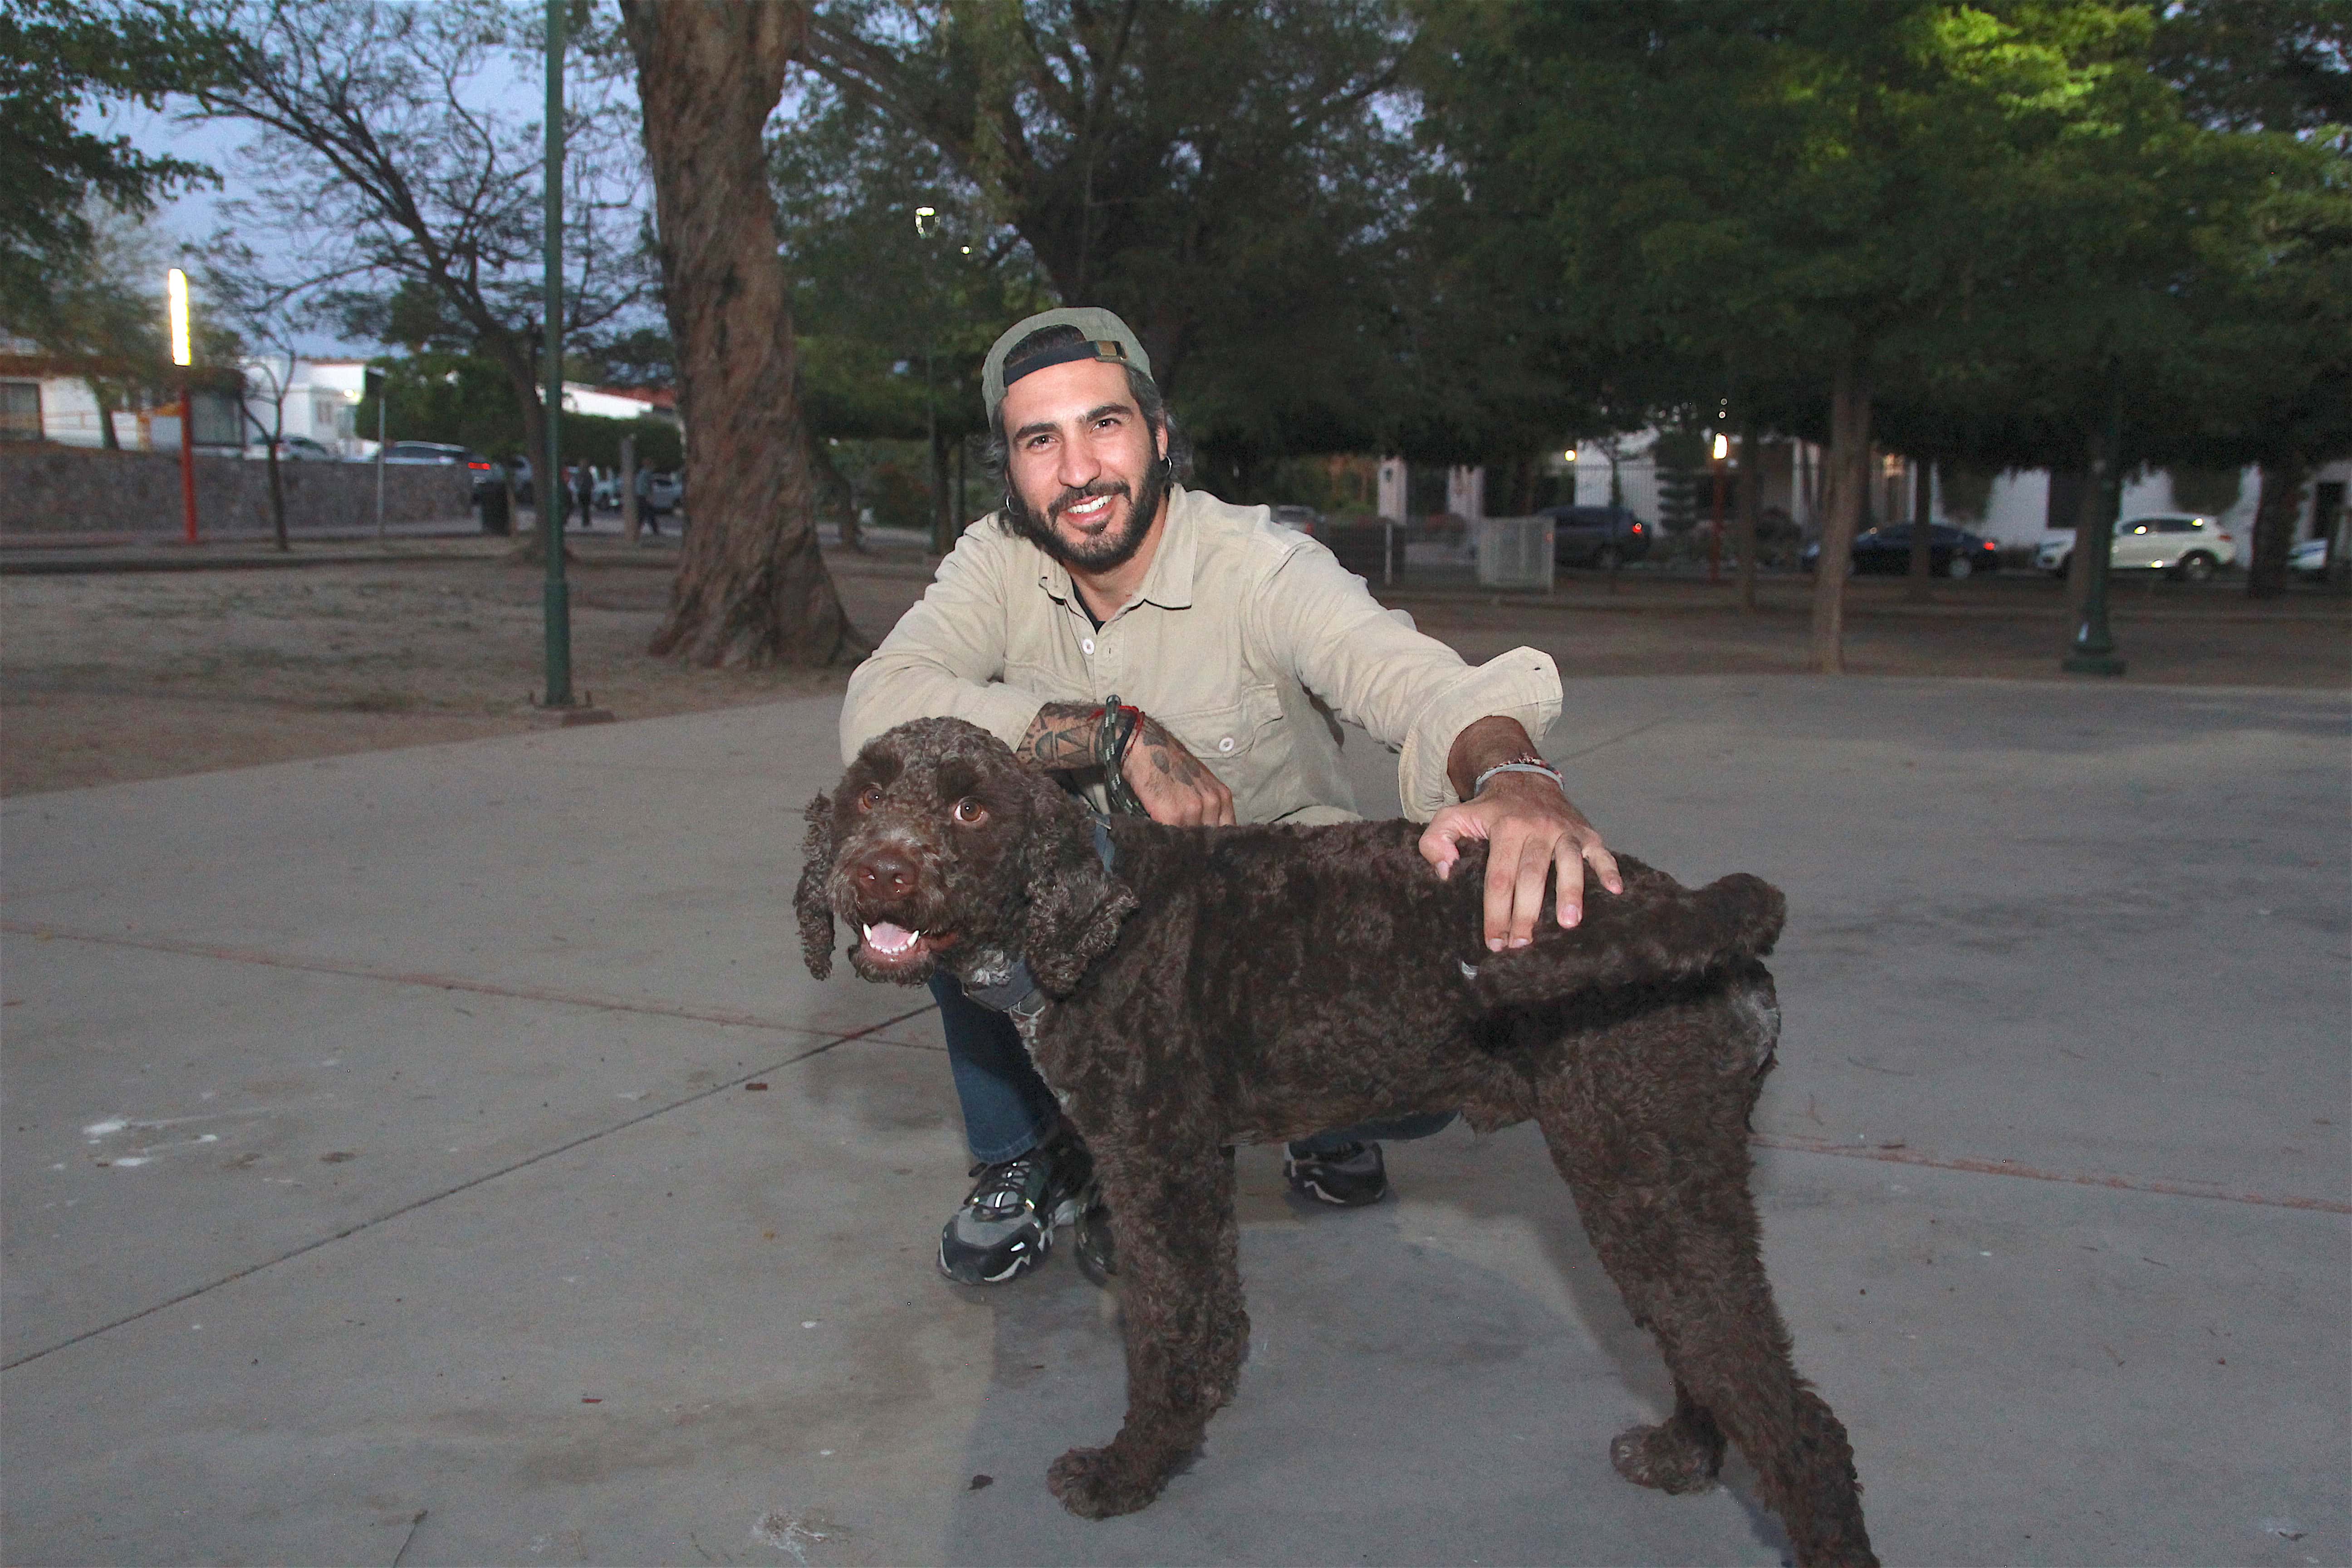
[{"left": 960, "top": 814, "right": 1118, "bottom": 1020}]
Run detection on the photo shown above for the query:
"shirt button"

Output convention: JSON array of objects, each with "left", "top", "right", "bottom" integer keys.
[
  {"left": 1218, "top": 736, "right": 1236, "bottom": 753},
  {"left": 1081, "top": 637, "right": 1095, "bottom": 655}
]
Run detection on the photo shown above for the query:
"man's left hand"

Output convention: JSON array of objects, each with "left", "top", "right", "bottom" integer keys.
[{"left": 1419, "top": 769, "right": 1622, "bottom": 950}]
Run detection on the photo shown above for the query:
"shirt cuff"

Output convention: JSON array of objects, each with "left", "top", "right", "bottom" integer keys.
[{"left": 1395, "top": 647, "right": 1563, "bottom": 822}]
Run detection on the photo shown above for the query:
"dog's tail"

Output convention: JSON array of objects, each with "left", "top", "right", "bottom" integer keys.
[{"left": 1463, "top": 861, "right": 1786, "bottom": 1007}]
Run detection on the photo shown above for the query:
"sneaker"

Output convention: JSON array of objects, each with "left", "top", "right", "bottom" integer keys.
[
  {"left": 938, "top": 1134, "right": 1094, "bottom": 1285},
  {"left": 1284, "top": 1139, "right": 1388, "bottom": 1206}
]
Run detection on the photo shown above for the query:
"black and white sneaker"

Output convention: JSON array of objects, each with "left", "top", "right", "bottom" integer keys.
[
  {"left": 1284, "top": 1139, "right": 1389, "bottom": 1206},
  {"left": 938, "top": 1133, "right": 1095, "bottom": 1285}
]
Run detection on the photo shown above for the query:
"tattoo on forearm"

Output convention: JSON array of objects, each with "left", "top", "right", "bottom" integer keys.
[{"left": 1019, "top": 702, "right": 1101, "bottom": 770}]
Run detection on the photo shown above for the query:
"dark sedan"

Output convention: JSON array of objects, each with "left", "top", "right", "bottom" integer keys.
[
  {"left": 1540, "top": 504, "right": 1651, "bottom": 569},
  {"left": 1803, "top": 523, "right": 2000, "bottom": 578}
]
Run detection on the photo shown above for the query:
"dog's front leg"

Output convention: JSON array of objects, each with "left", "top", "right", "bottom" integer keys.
[{"left": 1047, "top": 1137, "right": 1247, "bottom": 1519}]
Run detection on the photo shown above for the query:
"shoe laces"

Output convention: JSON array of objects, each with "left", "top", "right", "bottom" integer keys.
[{"left": 963, "top": 1149, "right": 1054, "bottom": 1220}]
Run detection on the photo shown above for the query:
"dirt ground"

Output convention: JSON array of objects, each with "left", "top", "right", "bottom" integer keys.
[{"left": 3, "top": 537, "right": 2344, "bottom": 797}]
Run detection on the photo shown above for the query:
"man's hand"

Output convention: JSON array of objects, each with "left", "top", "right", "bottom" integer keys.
[
  {"left": 1019, "top": 702, "right": 1235, "bottom": 827},
  {"left": 1123, "top": 715, "right": 1235, "bottom": 826},
  {"left": 1420, "top": 717, "right": 1622, "bottom": 948}
]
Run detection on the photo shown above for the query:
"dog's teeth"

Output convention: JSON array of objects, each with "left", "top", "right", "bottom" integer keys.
[{"left": 862, "top": 921, "right": 921, "bottom": 955}]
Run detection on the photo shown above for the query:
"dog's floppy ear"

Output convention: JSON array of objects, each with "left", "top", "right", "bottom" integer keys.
[
  {"left": 794, "top": 792, "right": 838, "bottom": 980},
  {"left": 1018, "top": 786, "right": 1138, "bottom": 997}
]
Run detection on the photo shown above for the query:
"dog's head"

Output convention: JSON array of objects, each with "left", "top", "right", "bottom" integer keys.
[{"left": 796, "top": 716, "right": 1137, "bottom": 994}]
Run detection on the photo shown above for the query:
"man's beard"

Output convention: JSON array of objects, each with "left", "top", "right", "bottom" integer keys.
[{"left": 1002, "top": 457, "right": 1171, "bottom": 573}]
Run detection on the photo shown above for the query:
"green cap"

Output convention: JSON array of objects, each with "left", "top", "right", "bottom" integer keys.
[{"left": 982, "top": 306, "right": 1153, "bottom": 422}]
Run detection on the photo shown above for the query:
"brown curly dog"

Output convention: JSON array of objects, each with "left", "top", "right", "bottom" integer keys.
[{"left": 796, "top": 715, "right": 1875, "bottom": 1568}]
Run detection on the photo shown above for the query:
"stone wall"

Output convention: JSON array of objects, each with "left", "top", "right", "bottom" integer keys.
[{"left": 0, "top": 444, "right": 475, "bottom": 535}]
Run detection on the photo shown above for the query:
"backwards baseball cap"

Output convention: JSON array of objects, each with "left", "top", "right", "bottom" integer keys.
[{"left": 982, "top": 306, "right": 1153, "bottom": 423}]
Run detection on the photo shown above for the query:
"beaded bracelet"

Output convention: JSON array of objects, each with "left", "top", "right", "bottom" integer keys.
[
  {"left": 1471, "top": 756, "right": 1564, "bottom": 797},
  {"left": 1097, "top": 695, "right": 1147, "bottom": 816}
]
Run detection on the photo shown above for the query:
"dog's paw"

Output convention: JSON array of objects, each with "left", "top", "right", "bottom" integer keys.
[
  {"left": 1048, "top": 1444, "right": 1161, "bottom": 1519},
  {"left": 1609, "top": 1420, "right": 1724, "bottom": 1494}
]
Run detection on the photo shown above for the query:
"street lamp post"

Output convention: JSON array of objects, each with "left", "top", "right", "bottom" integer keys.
[
  {"left": 167, "top": 267, "right": 197, "bottom": 544},
  {"left": 540, "top": 0, "right": 575, "bottom": 708},
  {"left": 2063, "top": 362, "right": 2127, "bottom": 676}
]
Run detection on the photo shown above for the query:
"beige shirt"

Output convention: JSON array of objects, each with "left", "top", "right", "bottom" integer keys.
[{"left": 839, "top": 486, "right": 1562, "bottom": 824}]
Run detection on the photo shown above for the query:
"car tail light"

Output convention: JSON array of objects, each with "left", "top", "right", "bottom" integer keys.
[
  {"left": 468, "top": 461, "right": 490, "bottom": 470},
  {"left": 1631, "top": 523, "right": 1643, "bottom": 534}
]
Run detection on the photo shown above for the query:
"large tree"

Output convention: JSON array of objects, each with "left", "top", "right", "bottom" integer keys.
[
  {"left": 801, "top": 0, "right": 1420, "bottom": 487},
  {"left": 1416, "top": 1, "right": 2235, "bottom": 670},
  {"left": 617, "top": 0, "right": 860, "bottom": 666}
]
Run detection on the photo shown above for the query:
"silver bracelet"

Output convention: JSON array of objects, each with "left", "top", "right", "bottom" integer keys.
[{"left": 1471, "top": 759, "right": 1564, "bottom": 797}]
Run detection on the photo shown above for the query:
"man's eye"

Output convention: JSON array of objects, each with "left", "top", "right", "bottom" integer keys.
[
  {"left": 951, "top": 797, "right": 987, "bottom": 826},
  {"left": 859, "top": 787, "right": 882, "bottom": 811}
]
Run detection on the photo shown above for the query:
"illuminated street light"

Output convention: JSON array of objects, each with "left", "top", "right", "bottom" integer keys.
[
  {"left": 914, "top": 205, "right": 937, "bottom": 237},
  {"left": 166, "top": 268, "right": 191, "bottom": 367},
  {"left": 1711, "top": 432, "right": 1729, "bottom": 462},
  {"left": 166, "top": 268, "right": 196, "bottom": 542}
]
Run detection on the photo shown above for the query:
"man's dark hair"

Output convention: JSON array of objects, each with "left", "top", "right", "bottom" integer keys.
[{"left": 985, "top": 323, "right": 1193, "bottom": 494}]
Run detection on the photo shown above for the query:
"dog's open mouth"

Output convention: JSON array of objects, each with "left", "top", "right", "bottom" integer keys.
[{"left": 856, "top": 919, "right": 957, "bottom": 972}]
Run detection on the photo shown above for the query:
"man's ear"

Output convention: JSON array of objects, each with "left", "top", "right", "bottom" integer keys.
[{"left": 793, "top": 793, "right": 838, "bottom": 979}]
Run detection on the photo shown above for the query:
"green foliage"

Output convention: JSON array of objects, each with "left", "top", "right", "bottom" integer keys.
[
  {"left": 800, "top": 0, "right": 1421, "bottom": 473},
  {"left": 1938, "top": 463, "right": 1996, "bottom": 522},
  {"left": 2166, "top": 466, "right": 2245, "bottom": 516},
  {"left": 0, "top": 0, "right": 234, "bottom": 333}
]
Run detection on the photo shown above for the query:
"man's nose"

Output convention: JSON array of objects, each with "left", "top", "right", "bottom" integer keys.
[{"left": 1055, "top": 428, "right": 1102, "bottom": 492}]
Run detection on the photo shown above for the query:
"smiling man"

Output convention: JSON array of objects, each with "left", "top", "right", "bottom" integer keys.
[{"left": 840, "top": 305, "right": 1620, "bottom": 1285}]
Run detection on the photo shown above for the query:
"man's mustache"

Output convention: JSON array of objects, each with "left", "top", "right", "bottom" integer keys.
[{"left": 1049, "top": 480, "right": 1131, "bottom": 522}]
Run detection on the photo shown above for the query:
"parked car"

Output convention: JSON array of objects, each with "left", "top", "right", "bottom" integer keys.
[
  {"left": 1269, "top": 504, "right": 1324, "bottom": 537},
  {"left": 1804, "top": 522, "right": 2000, "bottom": 578},
  {"left": 1540, "top": 504, "right": 1650, "bottom": 569},
  {"left": 593, "top": 473, "right": 622, "bottom": 511},
  {"left": 247, "top": 434, "right": 337, "bottom": 462},
  {"left": 2035, "top": 513, "right": 2237, "bottom": 581},
  {"left": 2289, "top": 536, "right": 2330, "bottom": 579},
  {"left": 382, "top": 439, "right": 504, "bottom": 502}
]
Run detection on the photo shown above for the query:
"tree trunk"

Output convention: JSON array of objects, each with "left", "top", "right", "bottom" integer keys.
[
  {"left": 1735, "top": 421, "right": 1759, "bottom": 611},
  {"left": 493, "top": 330, "right": 555, "bottom": 564},
  {"left": 88, "top": 378, "right": 121, "bottom": 451},
  {"left": 1905, "top": 457, "right": 1933, "bottom": 602},
  {"left": 622, "top": 0, "right": 862, "bottom": 667},
  {"left": 265, "top": 442, "right": 289, "bottom": 551},
  {"left": 621, "top": 433, "right": 640, "bottom": 544},
  {"left": 2063, "top": 431, "right": 2107, "bottom": 617},
  {"left": 2245, "top": 460, "right": 2305, "bottom": 600},
  {"left": 1810, "top": 349, "right": 1872, "bottom": 673}
]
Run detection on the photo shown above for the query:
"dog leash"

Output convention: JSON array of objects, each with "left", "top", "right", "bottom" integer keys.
[{"left": 960, "top": 813, "right": 1119, "bottom": 1022}]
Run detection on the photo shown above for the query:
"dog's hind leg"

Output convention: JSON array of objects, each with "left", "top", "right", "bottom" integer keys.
[
  {"left": 1047, "top": 1136, "right": 1248, "bottom": 1519},
  {"left": 1536, "top": 1024, "right": 1875, "bottom": 1567}
]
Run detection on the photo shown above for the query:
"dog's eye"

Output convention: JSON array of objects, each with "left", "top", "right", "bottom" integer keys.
[
  {"left": 951, "top": 797, "right": 987, "bottom": 826},
  {"left": 858, "top": 786, "right": 883, "bottom": 812}
]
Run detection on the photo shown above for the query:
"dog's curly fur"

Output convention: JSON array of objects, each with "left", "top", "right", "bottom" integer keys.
[{"left": 797, "top": 716, "right": 1875, "bottom": 1567}]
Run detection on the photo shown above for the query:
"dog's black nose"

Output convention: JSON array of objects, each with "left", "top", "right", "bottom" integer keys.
[{"left": 853, "top": 847, "right": 918, "bottom": 900}]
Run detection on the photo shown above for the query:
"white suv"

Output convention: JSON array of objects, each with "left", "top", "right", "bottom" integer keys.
[{"left": 2037, "top": 513, "right": 2238, "bottom": 582}]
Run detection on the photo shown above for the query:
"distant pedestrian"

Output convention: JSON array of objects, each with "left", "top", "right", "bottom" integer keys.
[
  {"left": 571, "top": 463, "right": 595, "bottom": 531},
  {"left": 634, "top": 463, "right": 660, "bottom": 537}
]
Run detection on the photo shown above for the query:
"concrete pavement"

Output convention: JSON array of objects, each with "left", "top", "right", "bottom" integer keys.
[{"left": 2, "top": 676, "right": 2345, "bottom": 1566}]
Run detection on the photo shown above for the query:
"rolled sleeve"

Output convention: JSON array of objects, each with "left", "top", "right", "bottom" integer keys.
[{"left": 838, "top": 524, "right": 1047, "bottom": 764}]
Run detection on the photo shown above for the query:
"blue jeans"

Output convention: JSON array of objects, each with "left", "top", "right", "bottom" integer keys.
[{"left": 930, "top": 971, "right": 1456, "bottom": 1163}]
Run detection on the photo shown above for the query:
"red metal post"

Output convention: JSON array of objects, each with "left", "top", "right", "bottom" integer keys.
[{"left": 179, "top": 384, "right": 199, "bottom": 544}]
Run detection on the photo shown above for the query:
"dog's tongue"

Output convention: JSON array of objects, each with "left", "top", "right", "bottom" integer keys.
[{"left": 865, "top": 921, "right": 920, "bottom": 955}]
